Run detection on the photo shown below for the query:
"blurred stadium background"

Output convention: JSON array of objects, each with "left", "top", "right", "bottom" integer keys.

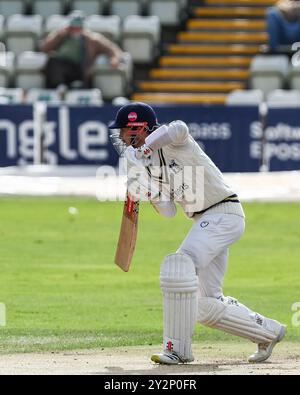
[
  {"left": 0, "top": 0, "right": 300, "bottom": 104},
  {"left": 0, "top": 0, "right": 300, "bottom": 271},
  {"left": 0, "top": 0, "right": 299, "bottom": 186}
]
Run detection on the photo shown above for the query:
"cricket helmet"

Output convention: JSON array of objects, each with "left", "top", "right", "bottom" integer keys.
[
  {"left": 109, "top": 102, "right": 159, "bottom": 131},
  {"left": 109, "top": 102, "right": 159, "bottom": 156}
]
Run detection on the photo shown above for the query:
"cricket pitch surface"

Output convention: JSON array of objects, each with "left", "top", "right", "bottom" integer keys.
[{"left": 0, "top": 342, "right": 299, "bottom": 375}]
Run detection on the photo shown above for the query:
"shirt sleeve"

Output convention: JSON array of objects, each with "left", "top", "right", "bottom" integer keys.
[
  {"left": 167, "top": 121, "right": 189, "bottom": 146},
  {"left": 145, "top": 121, "right": 189, "bottom": 150}
]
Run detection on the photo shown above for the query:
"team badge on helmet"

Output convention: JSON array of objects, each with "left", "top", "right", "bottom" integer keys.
[{"left": 128, "top": 112, "right": 138, "bottom": 122}]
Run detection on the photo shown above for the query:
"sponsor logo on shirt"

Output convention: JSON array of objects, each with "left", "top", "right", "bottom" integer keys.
[
  {"left": 171, "top": 183, "right": 189, "bottom": 200},
  {"left": 169, "top": 160, "right": 182, "bottom": 174}
]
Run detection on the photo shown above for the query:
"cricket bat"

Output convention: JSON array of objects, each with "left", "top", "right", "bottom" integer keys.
[{"left": 115, "top": 192, "right": 140, "bottom": 272}]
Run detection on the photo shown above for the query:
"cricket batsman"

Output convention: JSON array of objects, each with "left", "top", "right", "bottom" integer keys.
[{"left": 109, "top": 102, "right": 286, "bottom": 365}]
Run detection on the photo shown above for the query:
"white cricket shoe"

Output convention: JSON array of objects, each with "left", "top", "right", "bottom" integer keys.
[
  {"left": 248, "top": 325, "right": 286, "bottom": 363},
  {"left": 151, "top": 351, "right": 194, "bottom": 365}
]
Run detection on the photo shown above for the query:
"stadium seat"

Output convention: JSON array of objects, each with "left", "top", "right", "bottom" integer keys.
[
  {"left": 0, "top": 88, "right": 24, "bottom": 104},
  {"left": 266, "top": 89, "right": 300, "bottom": 108},
  {"left": 30, "top": 0, "right": 67, "bottom": 18},
  {"left": 15, "top": 52, "right": 48, "bottom": 90},
  {"left": 122, "top": 15, "right": 160, "bottom": 63},
  {"left": 6, "top": 15, "right": 43, "bottom": 56},
  {"left": 147, "top": 0, "right": 187, "bottom": 26},
  {"left": 65, "top": 89, "right": 103, "bottom": 105},
  {"left": 85, "top": 15, "right": 121, "bottom": 43},
  {"left": 91, "top": 52, "right": 133, "bottom": 100},
  {"left": 109, "top": 0, "right": 143, "bottom": 19},
  {"left": 0, "top": 0, "right": 24, "bottom": 18},
  {"left": 70, "top": 0, "right": 106, "bottom": 15},
  {"left": 0, "top": 52, "right": 15, "bottom": 88},
  {"left": 289, "top": 62, "right": 300, "bottom": 90},
  {"left": 226, "top": 89, "right": 264, "bottom": 106},
  {"left": 26, "top": 89, "right": 62, "bottom": 104},
  {"left": 44, "top": 15, "right": 69, "bottom": 36},
  {"left": 250, "top": 55, "right": 290, "bottom": 96}
]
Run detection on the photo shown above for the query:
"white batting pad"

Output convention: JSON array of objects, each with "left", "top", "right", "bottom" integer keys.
[
  {"left": 160, "top": 253, "right": 198, "bottom": 361},
  {"left": 198, "top": 296, "right": 283, "bottom": 344}
]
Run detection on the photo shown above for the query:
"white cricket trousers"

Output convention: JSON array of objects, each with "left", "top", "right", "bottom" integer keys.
[{"left": 177, "top": 213, "right": 245, "bottom": 299}]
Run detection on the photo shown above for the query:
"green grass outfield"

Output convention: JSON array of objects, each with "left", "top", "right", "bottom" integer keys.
[{"left": 0, "top": 198, "right": 299, "bottom": 354}]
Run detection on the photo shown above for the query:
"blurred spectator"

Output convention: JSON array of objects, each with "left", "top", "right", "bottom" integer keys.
[
  {"left": 40, "top": 11, "right": 123, "bottom": 89},
  {"left": 267, "top": 0, "right": 300, "bottom": 52}
]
